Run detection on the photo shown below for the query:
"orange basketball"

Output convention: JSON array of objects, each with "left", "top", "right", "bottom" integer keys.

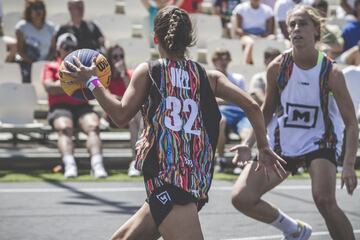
[{"left": 59, "top": 49, "right": 111, "bottom": 100}]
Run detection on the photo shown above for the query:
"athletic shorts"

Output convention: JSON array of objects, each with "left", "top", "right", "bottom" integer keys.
[
  {"left": 254, "top": 148, "right": 337, "bottom": 175},
  {"left": 147, "top": 184, "right": 206, "bottom": 226},
  {"left": 48, "top": 104, "right": 95, "bottom": 128},
  {"left": 219, "top": 106, "right": 251, "bottom": 133}
]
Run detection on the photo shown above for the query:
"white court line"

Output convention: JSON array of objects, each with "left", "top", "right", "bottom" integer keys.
[
  {"left": 222, "top": 229, "right": 360, "bottom": 240},
  {"left": 0, "top": 185, "right": 347, "bottom": 193}
]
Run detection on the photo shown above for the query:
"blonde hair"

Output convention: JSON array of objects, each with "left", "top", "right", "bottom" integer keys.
[{"left": 286, "top": 5, "right": 325, "bottom": 42}]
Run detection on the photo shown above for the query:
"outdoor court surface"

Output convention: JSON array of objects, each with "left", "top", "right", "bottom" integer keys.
[{"left": 0, "top": 179, "right": 359, "bottom": 240}]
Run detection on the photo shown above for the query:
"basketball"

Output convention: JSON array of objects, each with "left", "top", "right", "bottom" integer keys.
[{"left": 59, "top": 49, "right": 111, "bottom": 100}]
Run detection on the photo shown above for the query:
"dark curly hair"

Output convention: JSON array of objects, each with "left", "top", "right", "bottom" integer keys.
[
  {"left": 154, "top": 6, "right": 196, "bottom": 55},
  {"left": 23, "top": 0, "right": 46, "bottom": 24}
]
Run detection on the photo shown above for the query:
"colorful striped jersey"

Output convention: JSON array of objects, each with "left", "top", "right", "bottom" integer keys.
[
  {"left": 268, "top": 50, "right": 344, "bottom": 157},
  {"left": 135, "top": 58, "right": 221, "bottom": 201}
]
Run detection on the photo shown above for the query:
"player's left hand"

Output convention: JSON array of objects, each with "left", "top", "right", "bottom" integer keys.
[
  {"left": 257, "top": 147, "right": 287, "bottom": 180},
  {"left": 64, "top": 56, "right": 97, "bottom": 84},
  {"left": 341, "top": 166, "right": 358, "bottom": 195}
]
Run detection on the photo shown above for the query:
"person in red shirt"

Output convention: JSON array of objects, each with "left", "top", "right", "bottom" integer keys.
[
  {"left": 42, "top": 33, "right": 107, "bottom": 179},
  {"left": 106, "top": 44, "right": 143, "bottom": 177},
  {"left": 176, "top": 0, "right": 203, "bottom": 13}
]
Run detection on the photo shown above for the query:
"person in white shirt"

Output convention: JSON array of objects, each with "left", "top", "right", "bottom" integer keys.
[
  {"left": 231, "top": 5, "right": 358, "bottom": 240},
  {"left": 232, "top": 0, "right": 274, "bottom": 64}
]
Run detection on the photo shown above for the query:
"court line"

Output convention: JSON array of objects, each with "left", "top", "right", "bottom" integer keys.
[
  {"left": 0, "top": 185, "right": 349, "bottom": 193},
  {"left": 222, "top": 229, "right": 360, "bottom": 240}
]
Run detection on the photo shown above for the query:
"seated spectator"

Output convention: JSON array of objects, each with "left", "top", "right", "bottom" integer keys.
[
  {"left": 213, "top": 0, "right": 241, "bottom": 38},
  {"left": 106, "top": 44, "right": 143, "bottom": 177},
  {"left": 232, "top": 0, "right": 274, "bottom": 64},
  {"left": 212, "top": 49, "right": 251, "bottom": 173},
  {"left": 342, "top": 61, "right": 360, "bottom": 120},
  {"left": 56, "top": 0, "right": 105, "bottom": 53},
  {"left": 141, "top": 0, "right": 173, "bottom": 46},
  {"left": 249, "top": 47, "right": 281, "bottom": 106},
  {"left": 342, "top": 0, "right": 360, "bottom": 52},
  {"left": 313, "top": 0, "right": 344, "bottom": 59},
  {"left": 15, "top": 0, "right": 56, "bottom": 83},
  {"left": 274, "top": 0, "right": 311, "bottom": 40},
  {"left": 176, "top": 0, "right": 203, "bottom": 13},
  {"left": 42, "top": 33, "right": 107, "bottom": 179},
  {"left": 340, "top": 40, "right": 360, "bottom": 65}
]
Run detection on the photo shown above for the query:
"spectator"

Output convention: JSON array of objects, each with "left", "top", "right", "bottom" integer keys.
[
  {"left": 232, "top": 0, "right": 275, "bottom": 64},
  {"left": 15, "top": 0, "right": 56, "bottom": 83},
  {"left": 176, "top": 0, "right": 203, "bottom": 13},
  {"left": 340, "top": 40, "right": 360, "bottom": 65},
  {"left": 56, "top": 0, "right": 105, "bottom": 53},
  {"left": 249, "top": 47, "right": 281, "bottom": 106},
  {"left": 141, "top": 0, "right": 173, "bottom": 46},
  {"left": 342, "top": 0, "right": 360, "bottom": 52},
  {"left": 274, "top": 0, "right": 312, "bottom": 40},
  {"left": 106, "top": 44, "right": 143, "bottom": 177},
  {"left": 213, "top": 0, "right": 241, "bottom": 38},
  {"left": 212, "top": 49, "right": 251, "bottom": 173},
  {"left": 343, "top": 60, "right": 360, "bottom": 120},
  {"left": 42, "top": 33, "right": 107, "bottom": 179},
  {"left": 313, "top": 0, "right": 344, "bottom": 59}
]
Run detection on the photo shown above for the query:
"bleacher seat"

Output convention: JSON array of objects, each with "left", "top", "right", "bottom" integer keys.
[
  {"left": 252, "top": 39, "right": 288, "bottom": 66},
  {"left": 31, "top": 61, "right": 50, "bottom": 105},
  {"left": 44, "top": 0, "right": 69, "bottom": 16},
  {"left": 47, "top": 13, "right": 70, "bottom": 27},
  {"left": 3, "top": 12, "right": 22, "bottom": 38},
  {"left": 0, "top": 82, "right": 44, "bottom": 133},
  {"left": 2, "top": 0, "right": 25, "bottom": 13},
  {"left": 123, "top": 0, "right": 148, "bottom": 24},
  {"left": 191, "top": 14, "right": 223, "bottom": 48},
  {"left": 114, "top": 38, "right": 151, "bottom": 68},
  {"left": 0, "top": 63, "right": 22, "bottom": 83},
  {"left": 94, "top": 14, "right": 133, "bottom": 43},
  {"left": 84, "top": 0, "right": 117, "bottom": 18}
]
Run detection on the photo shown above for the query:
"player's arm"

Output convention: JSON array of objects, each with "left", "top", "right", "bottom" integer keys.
[
  {"left": 329, "top": 66, "right": 359, "bottom": 195},
  {"left": 65, "top": 58, "right": 151, "bottom": 127},
  {"left": 207, "top": 69, "right": 286, "bottom": 179}
]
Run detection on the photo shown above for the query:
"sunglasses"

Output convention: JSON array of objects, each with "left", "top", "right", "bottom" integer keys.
[{"left": 111, "top": 54, "right": 124, "bottom": 60}]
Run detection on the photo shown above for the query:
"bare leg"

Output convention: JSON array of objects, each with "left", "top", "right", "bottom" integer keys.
[
  {"left": 53, "top": 116, "right": 74, "bottom": 156},
  {"left": 111, "top": 203, "right": 160, "bottom": 240},
  {"left": 232, "top": 162, "right": 289, "bottom": 223},
  {"left": 309, "top": 158, "right": 355, "bottom": 240},
  {"left": 241, "top": 36, "right": 254, "bottom": 65},
  {"left": 159, "top": 202, "right": 203, "bottom": 240},
  {"left": 79, "top": 112, "right": 102, "bottom": 156}
]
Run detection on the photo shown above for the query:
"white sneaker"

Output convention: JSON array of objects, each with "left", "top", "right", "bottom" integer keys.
[
  {"left": 91, "top": 162, "right": 108, "bottom": 179},
  {"left": 64, "top": 163, "right": 78, "bottom": 178},
  {"left": 282, "top": 220, "right": 312, "bottom": 240},
  {"left": 233, "top": 167, "right": 242, "bottom": 175},
  {"left": 128, "top": 160, "right": 141, "bottom": 177}
]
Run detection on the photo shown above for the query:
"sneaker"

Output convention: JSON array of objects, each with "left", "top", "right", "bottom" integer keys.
[
  {"left": 233, "top": 166, "right": 242, "bottom": 175},
  {"left": 215, "top": 157, "right": 226, "bottom": 173},
  {"left": 64, "top": 163, "right": 78, "bottom": 178},
  {"left": 91, "top": 162, "right": 108, "bottom": 179},
  {"left": 282, "top": 220, "right": 312, "bottom": 240},
  {"left": 128, "top": 160, "right": 141, "bottom": 177}
]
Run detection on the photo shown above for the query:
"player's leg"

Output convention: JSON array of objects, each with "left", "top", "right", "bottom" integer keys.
[
  {"left": 158, "top": 202, "right": 203, "bottom": 240},
  {"left": 111, "top": 203, "right": 160, "bottom": 240},
  {"left": 309, "top": 158, "right": 355, "bottom": 240}
]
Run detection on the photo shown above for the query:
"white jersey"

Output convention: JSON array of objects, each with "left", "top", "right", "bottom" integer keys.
[{"left": 268, "top": 51, "right": 344, "bottom": 157}]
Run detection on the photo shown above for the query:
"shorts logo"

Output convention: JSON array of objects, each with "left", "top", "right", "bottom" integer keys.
[
  {"left": 284, "top": 103, "right": 318, "bottom": 129},
  {"left": 156, "top": 191, "right": 171, "bottom": 205}
]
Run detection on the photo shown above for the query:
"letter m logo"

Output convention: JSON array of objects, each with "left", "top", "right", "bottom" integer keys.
[{"left": 284, "top": 103, "right": 318, "bottom": 129}]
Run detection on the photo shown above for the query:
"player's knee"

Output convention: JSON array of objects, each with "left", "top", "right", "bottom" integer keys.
[
  {"left": 231, "top": 189, "right": 257, "bottom": 211},
  {"left": 313, "top": 192, "right": 337, "bottom": 211}
]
